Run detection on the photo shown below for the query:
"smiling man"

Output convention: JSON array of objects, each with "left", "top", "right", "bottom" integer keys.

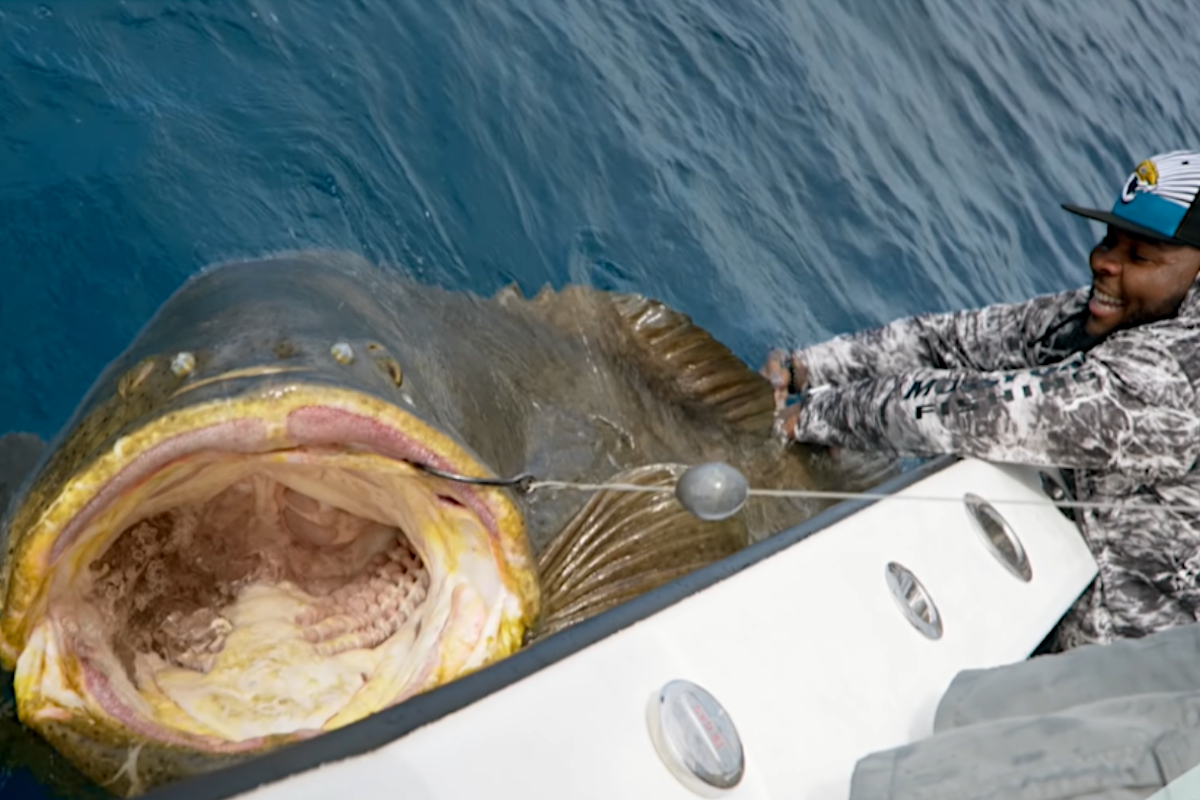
[{"left": 767, "top": 149, "right": 1200, "bottom": 650}]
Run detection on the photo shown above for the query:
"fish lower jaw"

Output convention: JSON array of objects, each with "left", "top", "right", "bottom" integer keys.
[{"left": 16, "top": 567, "right": 502, "bottom": 750}]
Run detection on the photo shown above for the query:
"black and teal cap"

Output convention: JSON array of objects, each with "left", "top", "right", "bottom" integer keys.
[{"left": 1064, "top": 150, "right": 1200, "bottom": 248}]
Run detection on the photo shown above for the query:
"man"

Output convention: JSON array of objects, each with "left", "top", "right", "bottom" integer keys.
[{"left": 766, "top": 149, "right": 1200, "bottom": 650}]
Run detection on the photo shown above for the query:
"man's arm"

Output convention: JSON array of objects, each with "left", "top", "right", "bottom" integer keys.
[
  {"left": 793, "top": 288, "right": 1092, "bottom": 388},
  {"left": 790, "top": 333, "right": 1200, "bottom": 484}
]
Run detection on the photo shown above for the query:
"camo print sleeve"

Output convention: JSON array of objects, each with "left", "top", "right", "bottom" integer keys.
[
  {"left": 792, "top": 332, "right": 1200, "bottom": 484},
  {"left": 794, "top": 287, "right": 1093, "bottom": 387}
]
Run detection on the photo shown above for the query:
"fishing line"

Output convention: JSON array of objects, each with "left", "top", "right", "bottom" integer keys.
[
  {"left": 533, "top": 481, "right": 1200, "bottom": 515},
  {"left": 416, "top": 462, "right": 1200, "bottom": 521}
]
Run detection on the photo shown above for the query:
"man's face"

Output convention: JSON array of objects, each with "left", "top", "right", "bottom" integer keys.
[{"left": 1085, "top": 226, "right": 1200, "bottom": 337}]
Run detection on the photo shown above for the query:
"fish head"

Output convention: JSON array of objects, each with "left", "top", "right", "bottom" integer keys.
[{"left": 0, "top": 252, "right": 539, "bottom": 790}]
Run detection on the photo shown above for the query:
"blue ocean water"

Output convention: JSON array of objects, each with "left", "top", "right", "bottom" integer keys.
[
  {"left": 4, "top": 0, "right": 1198, "bottom": 441},
  {"left": 1, "top": 0, "right": 1199, "bottom": 796}
]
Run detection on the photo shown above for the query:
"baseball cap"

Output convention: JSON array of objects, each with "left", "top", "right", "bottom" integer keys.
[{"left": 1063, "top": 150, "right": 1200, "bottom": 248}]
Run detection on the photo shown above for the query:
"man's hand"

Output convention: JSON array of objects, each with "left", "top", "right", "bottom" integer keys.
[
  {"left": 762, "top": 349, "right": 809, "bottom": 442},
  {"left": 761, "top": 349, "right": 808, "bottom": 413},
  {"left": 773, "top": 400, "right": 802, "bottom": 441}
]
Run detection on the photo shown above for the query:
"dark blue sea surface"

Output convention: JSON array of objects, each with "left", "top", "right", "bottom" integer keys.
[{"left": 2, "top": 0, "right": 1199, "bottom": 796}]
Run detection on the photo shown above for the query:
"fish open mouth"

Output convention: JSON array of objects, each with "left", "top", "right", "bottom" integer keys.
[{"left": 4, "top": 389, "right": 537, "bottom": 754}]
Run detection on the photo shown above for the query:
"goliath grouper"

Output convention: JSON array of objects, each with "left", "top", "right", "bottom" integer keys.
[{"left": 0, "top": 250, "right": 848, "bottom": 796}]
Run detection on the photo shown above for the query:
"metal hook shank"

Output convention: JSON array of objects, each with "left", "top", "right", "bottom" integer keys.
[{"left": 413, "top": 463, "right": 537, "bottom": 494}]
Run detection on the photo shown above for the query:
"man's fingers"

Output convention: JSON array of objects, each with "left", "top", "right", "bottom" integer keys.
[
  {"left": 762, "top": 349, "right": 791, "bottom": 411},
  {"left": 761, "top": 349, "right": 786, "bottom": 385},
  {"left": 774, "top": 404, "right": 801, "bottom": 441}
]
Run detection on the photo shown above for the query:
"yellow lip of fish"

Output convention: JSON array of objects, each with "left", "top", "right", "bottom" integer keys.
[{"left": 0, "top": 383, "right": 539, "bottom": 750}]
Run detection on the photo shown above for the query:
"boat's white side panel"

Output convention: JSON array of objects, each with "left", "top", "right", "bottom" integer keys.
[{"left": 238, "top": 460, "right": 1098, "bottom": 800}]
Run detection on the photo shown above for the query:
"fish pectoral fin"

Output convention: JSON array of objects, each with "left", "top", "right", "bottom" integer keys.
[
  {"left": 496, "top": 284, "right": 776, "bottom": 434},
  {"left": 533, "top": 463, "right": 747, "bottom": 640}
]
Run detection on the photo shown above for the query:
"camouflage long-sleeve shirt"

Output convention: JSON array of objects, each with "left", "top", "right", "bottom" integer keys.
[{"left": 790, "top": 281, "right": 1200, "bottom": 649}]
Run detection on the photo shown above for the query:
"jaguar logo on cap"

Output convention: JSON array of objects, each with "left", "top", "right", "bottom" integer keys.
[{"left": 1121, "top": 159, "right": 1159, "bottom": 203}]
